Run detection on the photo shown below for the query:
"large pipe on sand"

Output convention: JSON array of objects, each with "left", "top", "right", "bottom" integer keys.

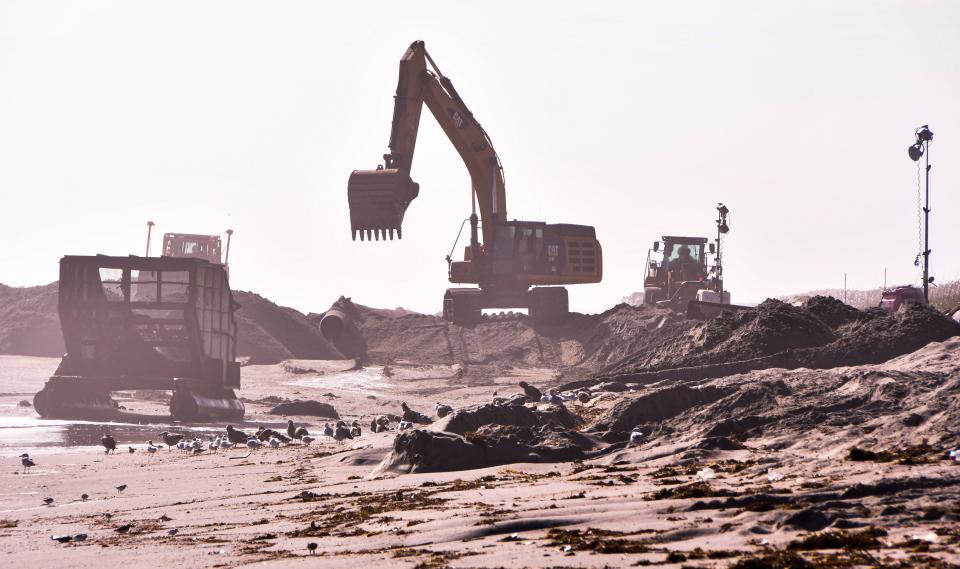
[{"left": 320, "top": 309, "right": 348, "bottom": 339}]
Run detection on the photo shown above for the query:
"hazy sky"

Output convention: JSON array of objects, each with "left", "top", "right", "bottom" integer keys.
[{"left": 2, "top": 1, "right": 958, "bottom": 315}]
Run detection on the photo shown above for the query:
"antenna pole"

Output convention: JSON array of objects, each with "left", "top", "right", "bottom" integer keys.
[{"left": 145, "top": 221, "right": 155, "bottom": 256}]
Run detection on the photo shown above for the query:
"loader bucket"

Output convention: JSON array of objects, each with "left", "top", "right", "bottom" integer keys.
[{"left": 347, "top": 168, "right": 419, "bottom": 241}]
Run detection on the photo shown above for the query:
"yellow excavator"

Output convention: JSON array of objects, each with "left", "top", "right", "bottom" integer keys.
[{"left": 347, "top": 41, "right": 602, "bottom": 324}]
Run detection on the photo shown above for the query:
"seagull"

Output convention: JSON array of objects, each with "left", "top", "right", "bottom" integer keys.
[
  {"left": 101, "top": 433, "right": 117, "bottom": 454},
  {"left": 128, "top": 446, "right": 136, "bottom": 454},
  {"left": 160, "top": 431, "right": 184, "bottom": 450},
  {"left": 219, "top": 437, "right": 232, "bottom": 450},
  {"left": 146, "top": 441, "right": 158, "bottom": 456},
  {"left": 307, "top": 542, "right": 318, "bottom": 555},
  {"left": 300, "top": 435, "right": 315, "bottom": 445},
  {"left": 167, "top": 528, "right": 178, "bottom": 536},
  {"left": 268, "top": 436, "right": 281, "bottom": 449},
  {"left": 43, "top": 497, "right": 54, "bottom": 506},
  {"left": 81, "top": 493, "right": 89, "bottom": 501},
  {"left": 541, "top": 390, "right": 564, "bottom": 405},
  {"left": 435, "top": 402, "right": 453, "bottom": 418},
  {"left": 519, "top": 381, "right": 542, "bottom": 402},
  {"left": 294, "top": 426, "right": 309, "bottom": 439},
  {"left": 73, "top": 533, "right": 87, "bottom": 541},
  {"left": 286, "top": 420, "right": 297, "bottom": 439},
  {"left": 116, "top": 484, "right": 127, "bottom": 493},
  {"left": 334, "top": 424, "right": 353, "bottom": 445},
  {"left": 115, "top": 523, "right": 133, "bottom": 534},
  {"left": 246, "top": 437, "right": 262, "bottom": 450},
  {"left": 321, "top": 423, "right": 334, "bottom": 438},
  {"left": 225, "top": 425, "right": 249, "bottom": 445},
  {"left": 398, "top": 420, "right": 413, "bottom": 431},
  {"left": 191, "top": 438, "right": 202, "bottom": 452},
  {"left": 209, "top": 437, "right": 220, "bottom": 452},
  {"left": 350, "top": 421, "right": 361, "bottom": 438},
  {"left": 20, "top": 453, "right": 35, "bottom": 473},
  {"left": 629, "top": 428, "right": 644, "bottom": 446},
  {"left": 400, "top": 402, "right": 431, "bottom": 424}
]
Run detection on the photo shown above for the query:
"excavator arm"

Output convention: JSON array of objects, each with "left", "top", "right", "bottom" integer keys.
[{"left": 347, "top": 40, "right": 506, "bottom": 246}]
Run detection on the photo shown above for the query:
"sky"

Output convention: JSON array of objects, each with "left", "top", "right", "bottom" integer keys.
[{"left": 1, "top": 1, "right": 958, "bottom": 315}]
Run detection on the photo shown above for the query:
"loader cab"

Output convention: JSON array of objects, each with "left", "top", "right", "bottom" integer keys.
[
  {"left": 162, "top": 233, "right": 223, "bottom": 265},
  {"left": 644, "top": 236, "right": 711, "bottom": 306}
]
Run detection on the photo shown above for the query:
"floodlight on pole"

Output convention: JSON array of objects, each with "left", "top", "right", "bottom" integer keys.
[{"left": 908, "top": 125, "right": 933, "bottom": 302}]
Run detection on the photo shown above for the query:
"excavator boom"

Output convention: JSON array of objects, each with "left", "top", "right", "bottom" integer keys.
[{"left": 347, "top": 41, "right": 505, "bottom": 245}]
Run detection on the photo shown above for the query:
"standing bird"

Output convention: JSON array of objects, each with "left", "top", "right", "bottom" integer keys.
[
  {"left": 81, "top": 493, "right": 89, "bottom": 501},
  {"left": 225, "top": 425, "right": 249, "bottom": 445},
  {"left": 519, "top": 381, "right": 542, "bottom": 402},
  {"left": 268, "top": 436, "right": 281, "bottom": 449},
  {"left": 246, "top": 437, "right": 262, "bottom": 450},
  {"left": 20, "top": 453, "right": 36, "bottom": 473},
  {"left": 115, "top": 484, "right": 127, "bottom": 494},
  {"left": 43, "top": 497, "right": 54, "bottom": 506},
  {"left": 128, "top": 446, "right": 136, "bottom": 454},
  {"left": 294, "top": 425, "right": 309, "bottom": 439},
  {"left": 286, "top": 420, "right": 297, "bottom": 440},
  {"left": 400, "top": 402, "right": 431, "bottom": 425},
  {"left": 333, "top": 423, "right": 353, "bottom": 446},
  {"left": 300, "top": 434, "right": 315, "bottom": 445},
  {"left": 101, "top": 433, "right": 117, "bottom": 454},
  {"left": 219, "top": 437, "right": 232, "bottom": 451},
  {"left": 307, "top": 542, "right": 318, "bottom": 555},
  {"left": 321, "top": 423, "right": 334, "bottom": 439},
  {"left": 160, "top": 431, "right": 184, "bottom": 451},
  {"left": 629, "top": 428, "right": 644, "bottom": 446},
  {"left": 146, "top": 441, "right": 158, "bottom": 456},
  {"left": 398, "top": 420, "right": 413, "bottom": 431},
  {"left": 350, "top": 421, "right": 361, "bottom": 438},
  {"left": 435, "top": 403, "right": 453, "bottom": 418},
  {"left": 209, "top": 437, "right": 220, "bottom": 452}
]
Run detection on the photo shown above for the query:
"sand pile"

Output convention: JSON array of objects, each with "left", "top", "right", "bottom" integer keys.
[
  {"left": 593, "top": 336, "right": 960, "bottom": 450},
  {"left": 0, "top": 283, "right": 63, "bottom": 357},
  {"left": 314, "top": 296, "right": 683, "bottom": 372},
  {"left": 0, "top": 282, "right": 342, "bottom": 364},
  {"left": 602, "top": 297, "right": 960, "bottom": 377}
]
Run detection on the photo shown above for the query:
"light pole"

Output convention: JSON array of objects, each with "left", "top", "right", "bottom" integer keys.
[{"left": 908, "top": 125, "right": 933, "bottom": 301}]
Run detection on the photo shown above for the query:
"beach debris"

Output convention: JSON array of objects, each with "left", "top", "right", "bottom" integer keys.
[
  {"left": 696, "top": 467, "right": 716, "bottom": 481},
  {"left": 73, "top": 533, "right": 87, "bottom": 541},
  {"left": 519, "top": 381, "right": 542, "bottom": 402},
  {"left": 401, "top": 402, "right": 432, "bottom": 424},
  {"left": 51, "top": 535, "right": 73, "bottom": 543},
  {"left": 167, "top": 528, "right": 178, "bottom": 536},
  {"left": 115, "top": 523, "right": 133, "bottom": 534},
  {"left": 160, "top": 431, "right": 184, "bottom": 450},
  {"left": 101, "top": 433, "right": 117, "bottom": 454},
  {"left": 949, "top": 449, "right": 959, "bottom": 462},
  {"left": 17, "top": 399, "right": 31, "bottom": 407},
  {"left": 435, "top": 402, "right": 453, "bottom": 418},
  {"left": 912, "top": 531, "right": 939, "bottom": 543},
  {"left": 767, "top": 469, "right": 785, "bottom": 482},
  {"left": 20, "top": 453, "right": 36, "bottom": 473},
  {"left": 115, "top": 484, "right": 127, "bottom": 493}
]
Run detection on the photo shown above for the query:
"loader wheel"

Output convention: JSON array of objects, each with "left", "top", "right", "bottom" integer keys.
[
  {"left": 529, "top": 287, "right": 569, "bottom": 325},
  {"left": 443, "top": 289, "right": 481, "bottom": 326}
]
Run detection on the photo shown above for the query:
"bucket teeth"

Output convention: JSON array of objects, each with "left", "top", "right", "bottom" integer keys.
[{"left": 347, "top": 168, "right": 418, "bottom": 244}]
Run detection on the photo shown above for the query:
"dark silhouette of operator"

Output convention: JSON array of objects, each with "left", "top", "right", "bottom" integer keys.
[{"left": 669, "top": 245, "right": 699, "bottom": 276}]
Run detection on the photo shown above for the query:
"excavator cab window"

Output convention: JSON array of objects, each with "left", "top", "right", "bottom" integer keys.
[{"left": 491, "top": 225, "right": 516, "bottom": 275}]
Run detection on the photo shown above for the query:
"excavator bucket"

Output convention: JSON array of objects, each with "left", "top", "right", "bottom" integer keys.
[{"left": 347, "top": 168, "right": 419, "bottom": 241}]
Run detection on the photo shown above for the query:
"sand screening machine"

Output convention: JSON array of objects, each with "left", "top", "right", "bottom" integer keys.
[{"left": 33, "top": 255, "right": 244, "bottom": 421}]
